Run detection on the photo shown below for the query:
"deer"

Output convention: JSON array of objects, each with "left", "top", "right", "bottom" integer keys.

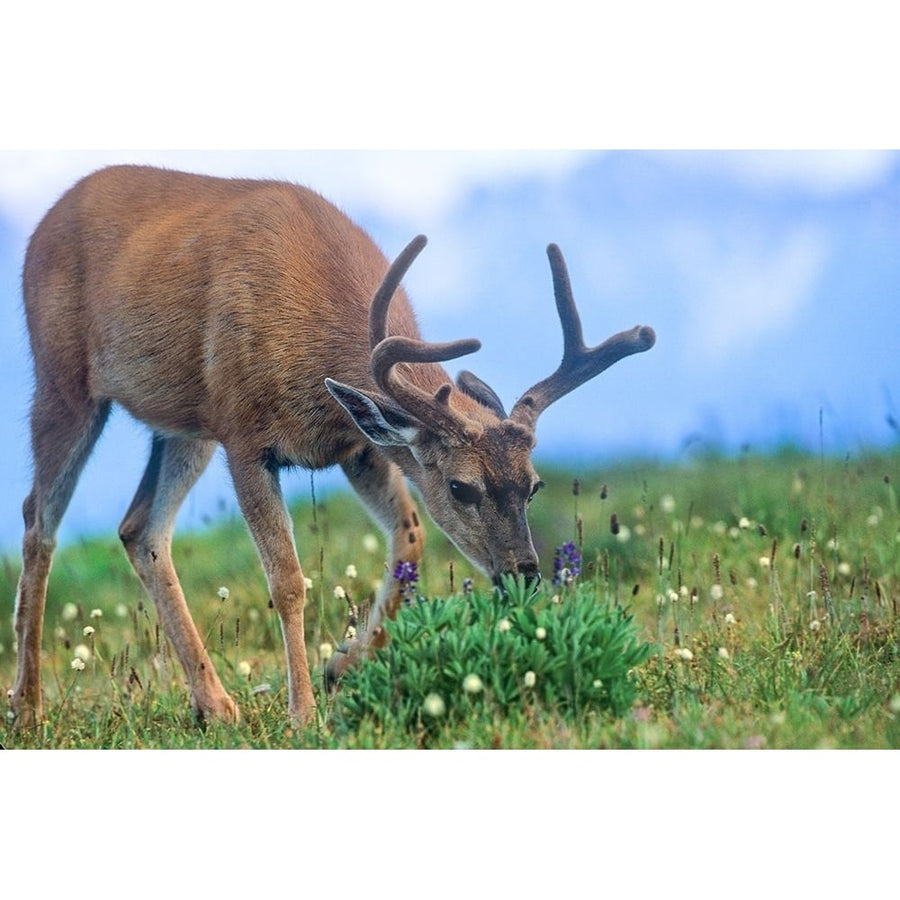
[{"left": 8, "top": 164, "right": 655, "bottom": 729}]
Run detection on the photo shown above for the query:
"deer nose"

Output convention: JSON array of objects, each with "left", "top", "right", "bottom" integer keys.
[{"left": 493, "top": 559, "right": 541, "bottom": 589}]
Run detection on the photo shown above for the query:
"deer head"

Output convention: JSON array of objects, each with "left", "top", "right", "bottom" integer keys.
[{"left": 326, "top": 235, "right": 656, "bottom": 582}]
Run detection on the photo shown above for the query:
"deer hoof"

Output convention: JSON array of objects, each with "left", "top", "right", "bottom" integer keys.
[{"left": 193, "top": 692, "right": 241, "bottom": 727}]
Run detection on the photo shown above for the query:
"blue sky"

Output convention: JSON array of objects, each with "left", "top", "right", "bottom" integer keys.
[{"left": 0, "top": 149, "right": 897, "bottom": 551}]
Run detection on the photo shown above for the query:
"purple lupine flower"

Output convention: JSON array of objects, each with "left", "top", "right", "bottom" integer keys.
[
  {"left": 552, "top": 541, "right": 581, "bottom": 586},
  {"left": 393, "top": 560, "right": 419, "bottom": 585}
]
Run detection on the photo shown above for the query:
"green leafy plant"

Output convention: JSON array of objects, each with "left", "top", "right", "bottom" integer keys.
[{"left": 333, "top": 575, "right": 653, "bottom": 734}]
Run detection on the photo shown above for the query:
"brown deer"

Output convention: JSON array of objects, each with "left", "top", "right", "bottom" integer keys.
[{"left": 9, "top": 164, "right": 655, "bottom": 728}]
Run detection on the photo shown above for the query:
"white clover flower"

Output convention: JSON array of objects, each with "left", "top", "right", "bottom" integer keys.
[
  {"left": 710, "top": 584, "right": 724, "bottom": 602},
  {"left": 333, "top": 585, "right": 346, "bottom": 600},
  {"left": 674, "top": 647, "right": 693, "bottom": 661},
  {"left": 679, "top": 585, "right": 689, "bottom": 599},
  {"left": 497, "top": 618, "right": 512, "bottom": 633},
  {"left": 217, "top": 586, "right": 230, "bottom": 600},
  {"left": 90, "top": 608, "right": 103, "bottom": 619},
  {"left": 115, "top": 603, "right": 128, "bottom": 618},
  {"left": 809, "top": 619, "right": 821, "bottom": 632},
  {"left": 54, "top": 626, "right": 66, "bottom": 640},
  {"left": 423, "top": 693, "right": 445, "bottom": 717},
  {"left": 70, "top": 657, "right": 86, "bottom": 671},
  {"left": 592, "top": 679, "right": 603, "bottom": 689},
  {"left": 718, "top": 647, "right": 730, "bottom": 660},
  {"left": 303, "top": 577, "right": 314, "bottom": 590},
  {"left": 237, "top": 660, "right": 252, "bottom": 678},
  {"left": 523, "top": 671, "right": 536, "bottom": 689},
  {"left": 616, "top": 525, "right": 632, "bottom": 543},
  {"left": 745, "top": 577, "right": 758, "bottom": 590},
  {"left": 362, "top": 533, "right": 379, "bottom": 554},
  {"left": 724, "top": 612, "right": 736, "bottom": 626},
  {"left": 666, "top": 588, "right": 679, "bottom": 604},
  {"left": 837, "top": 562, "right": 851, "bottom": 577},
  {"left": 660, "top": 494, "right": 676, "bottom": 514},
  {"left": 758, "top": 556, "right": 771, "bottom": 569},
  {"left": 738, "top": 517, "right": 751, "bottom": 530},
  {"left": 61, "top": 602, "right": 78, "bottom": 622},
  {"left": 535, "top": 627, "right": 547, "bottom": 641},
  {"left": 462, "top": 673, "right": 483, "bottom": 694},
  {"left": 345, "top": 564, "right": 358, "bottom": 579},
  {"left": 73, "top": 644, "right": 91, "bottom": 662},
  {"left": 319, "top": 642, "right": 334, "bottom": 662},
  {"left": 82, "top": 625, "right": 95, "bottom": 637}
]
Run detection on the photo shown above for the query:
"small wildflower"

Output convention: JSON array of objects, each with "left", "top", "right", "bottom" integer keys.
[
  {"left": 666, "top": 588, "right": 679, "bottom": 604},
  {"left": 237, "top": 660, "right": 252, "bottom": 678},
  {"left": 345, "top": 564, "right": 358, "bottom": 579},
  {"left": 535, "top": 626, "right": 547, "bottom": 641},
  {"left": 497, "top": 618, "right": 512, "bottom": 633},
  {"left": 738, "top": 516, "right": 751, "bottom": 530},
  {"left": 217, "top": 586, "right": 230, "bottom": 600},
  {"left": 674, "top": 647, "right": 693, "bottom": 662},
  {"left": 656, "top": 593, "right": 667, "bottom": 607},
  {"left": 70, "top": 657, "right": 85, "bottom": 671},
  {"left": 552, "top": 541, "right": 581, "bottom": 586},
  {"left": 82, "top": 625, "right": 95, "bottom": 637},
  {"left": 89, "top": 608, "right": 103, "bottom": 619},
  {"left": 710, "top": 584, "right": 724, "bottom": 602},
  {"left": 303, "top": 577, "right": 314, "bottom": 591},
  {"left": 523, "top": 671, "right": 536, "bottom": 689},
  {"left": 724, "top": 612, "right": 736, "bottom": 626},
  {"left": 592, "top": 679, "right": 603, "bottom": 689},
  {"left": 61, "top": 602, "right": 78, "bottom": 622},
  {"left": 718, "top": 647, "right": 730, "bottom": 660},
  {"left": 73, "top": 644, "right": 91, "bottom": 662},
  {"left": 758, "top": 556, "right": 771, "bottom": 569},
  {"left": 809, "top": 619, "right": 821, "bottom": 632},
  {"left": 837, "top": 562, "right": 851, "bottom": 577},
  {"left": 660, "top": 494, "right": 676, "bottom": 514},
  {"left": 319, "top": 642, "right": 334, "bottom": 662},
  {"left": 393, "top": 560, "right": 419, "bottom": 584},
  {"left": 616, "top": 525, "right": 632, "bottom": 543},
  {"left": 462, "top": 673, "right": 483, "bottom": 694},
  {"left": 362, "top": 533, "right": 379, "bottom": 554},
  {"left": 333, "top": 585, "right": 346, "bottom": 601},
  {"left": 423, "top": 693, "right": 445, "bottom": 717}
]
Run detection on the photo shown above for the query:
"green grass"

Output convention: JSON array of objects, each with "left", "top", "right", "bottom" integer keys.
[{"left": 2, "top": 447, "right": 898, "bottom": 749}]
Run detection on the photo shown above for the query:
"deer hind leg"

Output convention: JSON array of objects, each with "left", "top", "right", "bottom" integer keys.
[
  {"left": 326, "top": 447, "right": 425, "bottom": 686},
  {"left": 10, "top": 389, "right": 111, "bottom": 727},
  {"left": 226, "top": 451, "right": 315, "bottom": 725},
  {"left": 119, "top": 434, "right": 238, "bottom": 725}
]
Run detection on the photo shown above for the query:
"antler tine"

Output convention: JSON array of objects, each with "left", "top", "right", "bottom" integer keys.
[
  {"left": 369, "top": 234, "right": 428, "bottom": 350},
  {"left": 369, "top": 236, "right": 483, "bottom": 440},
  {"left": 511, "top": 243, "right": 656, "bottom": 429}
]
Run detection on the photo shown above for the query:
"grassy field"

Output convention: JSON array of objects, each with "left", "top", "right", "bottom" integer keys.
[{"left": 2, "top": 448, "right": 898, "bottom": 749}]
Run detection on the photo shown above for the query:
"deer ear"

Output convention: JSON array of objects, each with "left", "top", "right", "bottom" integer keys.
[{"left": 324, "top": 378, "right": 421, "bottom": 447}]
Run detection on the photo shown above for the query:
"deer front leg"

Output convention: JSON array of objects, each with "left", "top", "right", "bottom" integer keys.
[
  {"left": 327, "top": 447, "right": 425, "bottom": 686},
  {"left": 227, "top": 450, "right": 316, "bottom": 725}
]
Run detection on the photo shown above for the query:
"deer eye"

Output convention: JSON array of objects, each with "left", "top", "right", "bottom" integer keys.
[
  {"left": 449, "top": 479, "right": 482, "bottom": 506},
  {"left": 528, "top": 480, "right": 545, "bottom": 504}
]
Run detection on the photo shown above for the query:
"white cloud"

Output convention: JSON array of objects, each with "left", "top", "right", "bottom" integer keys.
[
  {"left": 657, "top": 150, "right": 898, "bottom": 196},
  {"left": 669, "top": 221, "right": 828, "bottom": 361},
  {"left": 0, "top": 149, "right": 590, "bottom": 240}
]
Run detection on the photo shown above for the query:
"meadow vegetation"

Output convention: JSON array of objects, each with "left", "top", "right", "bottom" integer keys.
[{"left": 1, "top": 448, "right": 898, "bottom": 749}]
